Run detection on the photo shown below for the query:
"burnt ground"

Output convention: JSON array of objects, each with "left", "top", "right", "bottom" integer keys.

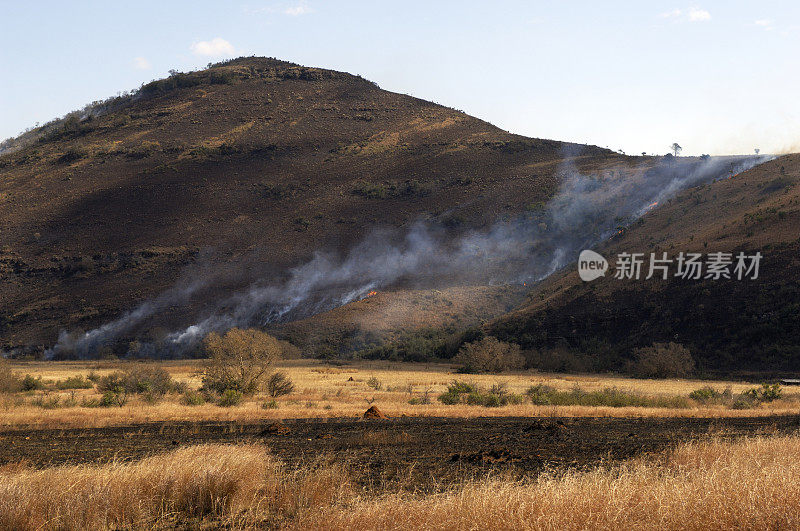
[{"left": 2, "top": 415, "right": 800, "bottom": 491}]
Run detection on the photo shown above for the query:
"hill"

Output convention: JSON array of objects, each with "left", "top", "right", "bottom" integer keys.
[
  {"left": 1, "top": 56, "right": 623, "bottom": 354},
  {"left": 490, "top": 154, "right": 800, "bottom": 376}
]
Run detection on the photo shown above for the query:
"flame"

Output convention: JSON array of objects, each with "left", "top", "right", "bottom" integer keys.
[
  {"left": 366, "top": 291, "right": 377, "bottom": 297},
  {"left": 647, "top": 201, "right": 658, "bottom": 209}
]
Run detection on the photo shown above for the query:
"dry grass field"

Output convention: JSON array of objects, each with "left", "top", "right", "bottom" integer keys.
[
  {"left": 1, "top": 359, "right": 798, "bottom": 429},
  {"left": 2, "top": 434, "right": 799, "bottom": 529}
]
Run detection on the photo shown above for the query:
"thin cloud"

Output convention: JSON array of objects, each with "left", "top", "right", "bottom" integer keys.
[
  {"left": 660, "top": 7, "right": 711, "bottom": 22},
  {"left": 660, "top": 8, "right": 683, "bottom": 19},
  {"left": 284, "top": 2, "right": 313, "bottom": 16},
  {"left": 688, "top": 7, "right": 711, "bottom": 22},
  {"left": 754, "top": 19, "right": 774, "bottom": 30},
  {"left": 190, "top": 38, "right": 236, "bottom": 57},
  {"left": 133, "top": 56, "right": 151, "bottom": 70}
]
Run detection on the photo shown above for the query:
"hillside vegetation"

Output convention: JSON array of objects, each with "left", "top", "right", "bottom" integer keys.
[
  {"left": 491, "top": 154, "right": 800, "bottom": 376},
  {"left": 0, "top": 57, "right": 620, "bottom": 353}
]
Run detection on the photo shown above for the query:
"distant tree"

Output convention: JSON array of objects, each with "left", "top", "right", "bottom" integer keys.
[
  {"left": 670, "top": 143, "right": 683, "bottom": 157},
  {"left": 628, "top": 342, "right": 695, "bottom": 378},
  {"left": 755, "top": 148, "right": 760, "bottom": 155},
  {"left": 641, "top": 152, "right": 647, "bottom": 157},
  {"left": 201, "top": 328, "right": 284, "bottom": 395},
  {"left": 454, "top": 337, "right": 524, "bottom": 374}
]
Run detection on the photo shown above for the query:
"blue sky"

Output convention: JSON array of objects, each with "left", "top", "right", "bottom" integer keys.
[{"left": 1, "top": 1, "right": 798, "bottom": 155}]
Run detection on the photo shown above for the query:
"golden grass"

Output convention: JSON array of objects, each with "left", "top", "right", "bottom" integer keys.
[
  {"left": 0, "top": 443, "right": 353, "bottom": 530},
  {"left": 306, "top": 435, "right": 800, "bottom": 530},
  {"left": 3, "top": 435, "right": 800, "bottom": 529},
  {"left": 1, "top": 359, "right": 797, "bottom": 429}
]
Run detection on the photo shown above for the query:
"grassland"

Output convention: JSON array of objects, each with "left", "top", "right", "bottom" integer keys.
[
  {"left": 2, "top": 359, "right": 798, "bottom": 429},
  {"left": 2, "top": 434, "right": 799, "bottom": 529}
]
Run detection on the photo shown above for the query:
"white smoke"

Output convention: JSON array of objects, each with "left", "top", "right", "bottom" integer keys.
[{"left": 47, "top": 154, "right": 773, "bottom": 358}]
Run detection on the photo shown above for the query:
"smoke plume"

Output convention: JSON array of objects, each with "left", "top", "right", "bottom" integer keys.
[{"left": 47, "top": 154, "right": 772, "bottom": 358}]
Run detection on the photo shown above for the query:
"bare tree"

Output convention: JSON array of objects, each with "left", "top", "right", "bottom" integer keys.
[{"left": 670, "top": 143, "right": 682, "bottom": 157}]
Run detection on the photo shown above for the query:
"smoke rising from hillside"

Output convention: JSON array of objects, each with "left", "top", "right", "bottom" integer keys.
[{"left": 47, "top": 154, "right": 772, "bottom": 358}]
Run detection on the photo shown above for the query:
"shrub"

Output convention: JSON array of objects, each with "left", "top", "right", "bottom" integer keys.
[
  {"left": 121, "top": 365, "right": 176, "bottom": 395},
  {"left": 100, "top": 390, "right": 128, "bottom": 407},
  {"left": 732, "top": 393, "right": 759, "bottom": 410},
  {"left": 202, "top": 328, "right": 284, "bottom": 395},
  {"left": 689, "top": 386, "right": 732, "bottom": 404},
  {"left": 628, "top": 343, "right": 695, "bottom": 378},
  {"left": 526, "top": 384, "right": 556, "bottom": 405},
  {"left": 57, "top": 146, "right": 88, "bottom": 163},
  {"left": 97, "top": 365, "right": 177, "bottom": 396},
  {"left": 0, "top": 359, "right": 21, "bottom": 393},
  {"left": 525, "top": 385, "right": 690, "bottom": 409},
  {"left": 262, "top": 399, "right": 279, "bottom": 409},
  {"left": 55, "top": 375, "right": 94, "bottom": 390},
  {"left": 454, "top": 337, "right": 524, "bottom": 373},
  {"left": 408, "top": 392, "right": 432, "bottom": 405},
  {"left": 366, "top": 376, "right": 383, "bottom": 390},
  {"left": 20, "top": 374, "right": 44, "bottom": 391},
  {"left": 32, "top": 395, "right": 61, "bottom": 409},
  {"left": 80, "top": 397, "right": 102, "bottom": 408},
  {"left": 96, "top": 372, "right": 126, "bottom": 394},
  {"left": 741, "top": 383, "right": 782, "bottom": 404},
  {"left": 438, "top": 391, "right": 462, "bottom": 405},
  {"left": 438, "top": 380, "right": 522, "bottom": 407},
  {"left": 217, "top": 389, "right": 243, "bottom": 407},
  {"left": 266, "top": 371, "right": 295, "bottom": 398},
  {"left": 181, "top": 390, "right": 206, "bottom": 406}
]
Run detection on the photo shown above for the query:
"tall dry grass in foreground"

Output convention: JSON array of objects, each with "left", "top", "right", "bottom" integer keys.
[
  {"left": 0, "top": 444, "right": 352, "bottom": 530},
  {"left": 309, "top": 435, "right": 800, "bottom": 530},
  {"left": 3, "top": 436, "right": 800, "bottom": 530}
]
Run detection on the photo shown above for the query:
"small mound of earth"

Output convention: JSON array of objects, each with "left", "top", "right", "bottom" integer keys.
[{"left": 363, "top": 406, "right": 388, "bottom": 419}]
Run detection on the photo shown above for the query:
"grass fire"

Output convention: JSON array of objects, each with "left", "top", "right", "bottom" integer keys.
[{"left": 2, "top": 3, "right": 800, "bottom": 528}]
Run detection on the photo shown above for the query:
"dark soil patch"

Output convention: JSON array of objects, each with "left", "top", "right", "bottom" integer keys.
[{"left": 2, "top": 415, "right": 799, "bottom": 491}]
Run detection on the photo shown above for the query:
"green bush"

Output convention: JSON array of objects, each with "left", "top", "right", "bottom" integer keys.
[
  {"left": 262, "top": 399, "right": 279, "bottom": 409},
  {"left": 55, "top": 375, "right": 94, "bottom": 390},
  {"left": 526, "top": 384, "right": 556, "bottom": 405},
  {"left": 447, "top": 380, "right": 479, "bottom": 394},
  {"left": 437, "top": 390, "right": 462, "bottom": 405},
  {"left": 217, "top": 389, "right": 243, "bottom": 407},
  {"left": 366, "top": 376, "right": 383, "bottom": 390},
  {"left": 20, "top": 374, "right": 45, "bottom": 391},
  {"left": 741, "top": 383, "right": 782, "bottom": 405},
  {"left": 408, "top": 393, "right": 432, "bottom": 405},
  {"left": 181, "top": 390, "right": 206, "bottom": 406},
  {"left": 100, "top": 390, "right": 128, "bottom": 408},
  {"left": 438, "top": 380, "right": 523, "bottom": 407},
  {"left": 688, "top": 386, "right": 732, "bottom": 404},
  {"left": 525, "top": 385, "right": 690, "bottom": 409}
]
